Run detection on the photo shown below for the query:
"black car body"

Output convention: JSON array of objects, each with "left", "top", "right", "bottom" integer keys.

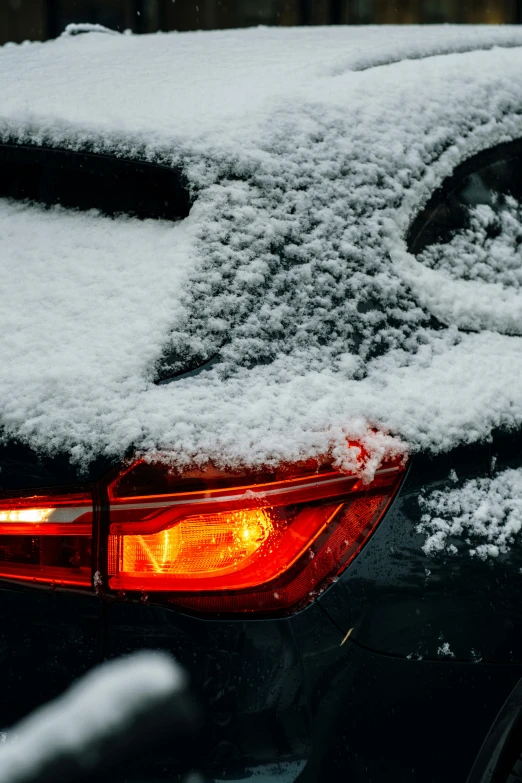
[
  {"left": 2, "top": 24, "right": 522, "bottom": 783},
  {"left": 2, "top": 434, "right": 522, "bottom": 783}
]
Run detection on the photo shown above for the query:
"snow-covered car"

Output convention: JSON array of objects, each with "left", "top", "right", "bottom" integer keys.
[{"left": 2, "top": 22, "right": 522, "bottom": 783}]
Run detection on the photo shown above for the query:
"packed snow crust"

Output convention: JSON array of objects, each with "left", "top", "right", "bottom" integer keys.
[
  {"left": 419, "top": 467, "right": 522, "bottom": 559},
  {"left": 2, "top": 27, "right": 522, "bottom": 471}
]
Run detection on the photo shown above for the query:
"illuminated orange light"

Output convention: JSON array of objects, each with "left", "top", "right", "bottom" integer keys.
[{"left": 120, "top": 508, "right": 273, "bottom": 577}]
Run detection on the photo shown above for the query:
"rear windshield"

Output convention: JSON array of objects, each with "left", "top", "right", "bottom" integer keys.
[
  {"left": 406, "top": 140, "right": 522, "bottom": 298},
  {"left": 407, "top": 140, "right": 522, "bottom": 255},
  {"left": 0, "top": 145, "right": 190, "bottom": 221}
]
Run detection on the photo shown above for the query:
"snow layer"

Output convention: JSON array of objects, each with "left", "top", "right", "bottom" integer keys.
[
  {"left": 418, "top": 467, "right": 522, "bottom": 558},
  {"left": 419, "top": 197, "right": 522, "bottom": 290},
  {"left": 0, "top": 652, "right": 185, "bottom": 782},
  {"left": 410, "top": 195, "right": 522, "bottom": 334},
  {"left": 2, "top": 27, "right": 522, "bottom": 469}
]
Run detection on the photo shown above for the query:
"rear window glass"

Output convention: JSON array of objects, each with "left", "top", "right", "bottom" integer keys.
[
  {"left": 407, "top": 140, "right": 522, "bottom": 292},
  {"left": 408, "top": 140, "right": 522, "bottom": 255},
  {"left": 0, "top": 145, "right": 190, "bottom": 221}
]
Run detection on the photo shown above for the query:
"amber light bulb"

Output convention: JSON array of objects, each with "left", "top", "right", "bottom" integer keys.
[{"left": 121, "top": 508, "right": 274, "bottom": 577}]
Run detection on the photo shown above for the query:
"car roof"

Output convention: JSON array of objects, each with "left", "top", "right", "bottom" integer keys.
[
  {"left": 0, "top": 25, "right": 522, "bottom": 148},
  {"left": 1, "top": 27, "right": 522, "bottom": 472}
]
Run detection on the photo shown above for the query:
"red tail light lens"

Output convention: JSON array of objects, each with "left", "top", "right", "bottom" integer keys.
[
  {"left": 0, "top": 449, "right": 406, "bottom": 612},
  {"left": 107, "top": 457, "right": 405, "bottom": 615},
  {"left": 0, "top": 490, "right": 93, "bottom": 586}
]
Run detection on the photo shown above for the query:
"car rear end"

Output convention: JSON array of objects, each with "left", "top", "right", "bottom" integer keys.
[
  {"left": 3, "top": 28, "right": 522, "bottom": 783},
  {"left": 2, "top": 435, "right": 522, "bottom": 783}
]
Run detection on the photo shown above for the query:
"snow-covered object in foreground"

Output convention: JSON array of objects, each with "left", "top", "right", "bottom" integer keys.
[
  {"left": 0, "top": 652, "right": 187, "bottom": 783},
  {"left": 418, "top": 467, "right": 522, "bottom": 558},
  {"left": 2, "top": 27, "right": 522, "bottom": 470}
]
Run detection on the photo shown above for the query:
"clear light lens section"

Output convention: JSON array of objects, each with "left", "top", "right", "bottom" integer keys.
[
  {"left": 0, "top": 492, "right": 93, "bottom": 587},
  {"left": 0, "top": 508, "right": 53, "bottom": 523},
  {"left": 120, "top": 509, "right": 273, "bottom": 576}
]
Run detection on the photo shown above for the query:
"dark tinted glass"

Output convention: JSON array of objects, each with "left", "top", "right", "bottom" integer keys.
[
  {"left": 408, "top": 140, "right": 522, "bottom": 254},
  {"left": 0, "top": 145, "right": 190, "bottom": 221}
]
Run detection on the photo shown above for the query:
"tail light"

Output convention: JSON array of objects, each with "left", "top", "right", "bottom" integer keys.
[
  {"left": 0, "top": 451, "right": 406, "bottom": 615},
  {"left": 106, "top": 455, "right": 405, "bottom": 615},
  {"left": 0, "top": 489, "right": 92, "bottom": 586}
]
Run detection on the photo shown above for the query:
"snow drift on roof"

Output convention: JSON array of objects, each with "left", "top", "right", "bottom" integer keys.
[{"left": 1, "top": 28, "right": 522, "bottom": 471}]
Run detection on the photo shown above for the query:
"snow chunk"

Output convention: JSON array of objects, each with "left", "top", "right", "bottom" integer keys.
[
  {"left": 418, "top": 467, "right": 522, "bottom": 558},
  {"left": 0, "top": 652, "right": 186, "bottom": 783},
  {"left": 437, "top": 641, "right": 456, "bottom": 658},
  {"left": 61, "top": 23, "right": 120, "bottom": 37}
]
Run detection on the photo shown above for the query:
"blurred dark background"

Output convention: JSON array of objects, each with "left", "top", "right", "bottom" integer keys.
[{"left": 1, "top": 0, "right": 521, "bottom": 44}]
